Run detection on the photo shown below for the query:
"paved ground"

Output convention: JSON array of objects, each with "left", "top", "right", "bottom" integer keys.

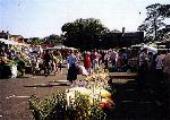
[
  {"left": 0, "top": 68, "right": 74, "bottom": 120},
  {"left": 110, "top": 81, "right": 166, "bottom": 120},
  {"left": 0, "top": 69, "right": 168, "bottom": 120}
]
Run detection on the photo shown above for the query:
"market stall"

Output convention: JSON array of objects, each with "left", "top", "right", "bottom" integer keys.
[
  {"left": 29, "top": 68, "right": 116, "bottom": 120},
  {"left": 0, "top": 38, "right": 29, "bottom": 78}
]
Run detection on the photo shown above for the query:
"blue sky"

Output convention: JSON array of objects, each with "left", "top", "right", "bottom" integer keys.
[{"left": 0, "top": 0, "right": 169, "bottom": 38}]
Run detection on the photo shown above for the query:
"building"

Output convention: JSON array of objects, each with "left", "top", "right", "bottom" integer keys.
[
  {"left": 101, "top": 31, "right": 144, "bottom": 48},
  {"left": 0, "top": 31, "right": 9, "bottom": 39},
  {"left": 0, "top": 30, "right": 25, "bottom": 43},
  {"left": 10, "top": 35, "right": 25, "bottom": 43}
]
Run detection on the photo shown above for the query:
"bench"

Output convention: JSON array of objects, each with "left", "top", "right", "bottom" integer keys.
[
  {"left": 109, "top": 72, "right": 138, "bottom": 84},
  {"left": 110, "top": 72, "right": 138, "bottom": 79}
]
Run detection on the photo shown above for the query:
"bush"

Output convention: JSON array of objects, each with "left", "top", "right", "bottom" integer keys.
[
  {"left": 29, "top": 91, "right": 110, "bottom": 120},
  {"left": 29, "top": 91, "right": 67, "bottom": 120}
]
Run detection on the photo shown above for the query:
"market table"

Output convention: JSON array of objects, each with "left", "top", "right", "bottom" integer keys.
[
  {"left": 109, "top": 72, "right": 138, "bottom": 84},
  {"left": 110, "top": 72, "right": 138, "bottom": 79},
  {"left": 0, "top": 65, "right": 11, "bottom": 79}
]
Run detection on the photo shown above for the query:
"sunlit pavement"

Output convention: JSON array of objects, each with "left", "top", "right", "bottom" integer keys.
[{"left": 0, "top": 69, "right": 166, "bottom": 120}]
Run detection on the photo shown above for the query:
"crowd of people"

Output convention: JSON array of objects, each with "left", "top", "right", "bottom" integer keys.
[
  {"left": 66, "top": 48, "right": 138, "bottom": 86},
  {"left": 0, "top": 44, "right": 29, "bottom": 78},
  {"left": 7, "top": 47, "right": 130, "bottom": 79},
  {"left": 0, "top": 44, "right": 134, "bottom": 80},
  {"left": 137, "top": 48, "right": 170, "bottom": 89},
  {"left": 83, "top": 49, "right": 129, "bottom": 72},
  {"left": 0, "top": 43, "right": 170, "bottom": 88},
  {"left": 1, "top": 42, "right": 170, "bottom": 115},
  {"left": 134, "top": 48, "right": 170, "bottom": 117},
  {"left": 0, "top": 44, "right": 65, "bottom": 78}
]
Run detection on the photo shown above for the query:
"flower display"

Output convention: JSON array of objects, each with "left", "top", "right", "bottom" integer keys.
[
  {"left": 66, "top": 67, "right": 115, "bottom": 110},
  {"left": 85, "top": 68, "right": 109, "bottom": 82},
  {"left": 100, "top": 97, "right": 115, "bottom": 110},
  {"left": 29, "top": 68, "right": 116, "bottom": 120}
]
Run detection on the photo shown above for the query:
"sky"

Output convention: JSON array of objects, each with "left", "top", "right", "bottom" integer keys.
[{"left": 0, "top": 0, "right": 170, "bottom": 38}]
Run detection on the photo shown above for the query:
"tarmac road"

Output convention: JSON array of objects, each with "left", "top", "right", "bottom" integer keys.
[{"left": 0, "top": 70, "right": 72, "bottom": 120}]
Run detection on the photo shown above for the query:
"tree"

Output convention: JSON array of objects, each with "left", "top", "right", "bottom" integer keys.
[
  {"left": 30, "top": 37, "right": 43, "bottom": 45},
  {"left": 61, "top": 18, "right": 109, "bottom": 50},
  {"left": 110, "top": 29, "right": 121, "bottom": 33},
  {"left": 159, "top": 4, "right": 170, "bottom": 17},
  {"left": 138, "top": 3, "right": 170, "bottom": 42},
  {"left": 44, "top": 34, "right": 62, "bottom": 45}
]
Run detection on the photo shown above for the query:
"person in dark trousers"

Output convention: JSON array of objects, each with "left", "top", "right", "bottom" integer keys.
[
  {"left": 0, "top": 57, "right": 5, "bottom": 78},
  {"left": 67, "top": 51, "right": 78, "bottom": 86},
  {"left": 163, "top": 52, "right": 170, "bottom": 118},
  {"left": 42, "top": 50, "right": 53, "bottom": 76},
  {"left": 137, "top": 48, "right": 148, "bottom": 91}
]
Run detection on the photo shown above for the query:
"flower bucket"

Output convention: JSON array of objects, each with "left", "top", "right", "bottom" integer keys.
[{"left": 11, "top": 64, "right": 17, "bottom": 78}]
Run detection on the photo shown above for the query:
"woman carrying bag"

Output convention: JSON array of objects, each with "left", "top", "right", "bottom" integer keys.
[{"left": 67, "top": 51, "right": 78, "bottom": 86}]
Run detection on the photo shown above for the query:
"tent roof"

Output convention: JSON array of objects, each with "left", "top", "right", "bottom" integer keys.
[
  {"left": 44, "top": 45, "right": 77, "bottom": 50},
  {"left": 0, "top": 38, "right": 27, "bottom": 46}
]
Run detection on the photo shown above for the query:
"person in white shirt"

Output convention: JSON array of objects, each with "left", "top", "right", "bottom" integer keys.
[
  {"left": 139, "top": 48, "right": 148, "bottom": 68},
  {"left": 163, "top": 53, "right": 170, "bottom": 76},
  {"left": 104, "top": 51, "right": 111, "bottom": 68},
  {"left": 153, "top": 51, "right": 166, "bottom": 106},
  {"left": 110, "top": 50, "right": 118, "bottom": 70},
  {"left": 137, "top": 48, "right": 149, "bottom": 91},
  {"left": 155, "top": 52, "right": 165, "bottom": 70},
  {"left": 163, "top": 52, "right": 170, "bottom": 115},
  {"left": 155, "top": 51, "right": 166, "bottom": 82}
]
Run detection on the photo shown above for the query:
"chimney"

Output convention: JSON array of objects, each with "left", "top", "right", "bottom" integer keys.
[
  {"left": 122, "top": 27, "right": 125, "bottom": 34},
  {"left": 7, "top": 31, "right": 9, "bottom": 40}
]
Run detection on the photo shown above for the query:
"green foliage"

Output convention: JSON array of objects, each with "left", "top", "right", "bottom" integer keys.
[
  {"left": 30, "top": 37, "right": 44, "bottom": 45},
  {"left": 44, "top": 34, "right": 63, "bottom": 45},
  {"left": 159, "top": 4, "right": 170, "bottom": 17},
  {"left": 73, "top": 93, "right": 91, "bottom": 119},
  {"left": 7, "top": 60, "right": 17, "bottom": 67},
  {"left": 29, "top": 91, "right": 112, "bottom": 120},
  {"left": 104, "top": 86, "right": 116, "bottom": 98},
  {"left": 61, "top": 18, "right": 109, "bottom": 50},
  {"left": 65, "top": 93, "right": 107, "bottom": 120},
  {"left": 29, "top": 91, "right": 67, "bottom": 120},
  {"left": 138, "top": 3, "right": 170, "bottom": 42},
  {"left": 67, "top": 93, "right": 91, "bottom": 120}
]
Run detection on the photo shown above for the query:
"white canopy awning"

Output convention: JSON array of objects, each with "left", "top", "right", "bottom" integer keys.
[
  {"left": 0, "top": 38, "right": 27, "bottom": 46},
  {"left": 0, "top": 38, "right": 18, "bottom": 45},
  {"left": 142, "top": 44, "right": 158, "bottom": 54},
  {"left": 53, "top": 45, "right": 67, "bottom": 49},
  {"left": 45, "top": 45, "right": 77, "bottom": 50}
]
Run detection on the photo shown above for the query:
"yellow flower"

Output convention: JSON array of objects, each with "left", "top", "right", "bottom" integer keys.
[{"left": 100, "top": 89, "right": 112, "bottom": 98}]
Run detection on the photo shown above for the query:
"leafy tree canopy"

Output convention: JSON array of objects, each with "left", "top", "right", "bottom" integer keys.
[
  {"left": 29, "top": 37, "right": 43, "bottom": 45},
  {"left": 44, "top": 34, "right": 62, "bottom": 45},
  {"left": 61, "top": 18, "right": 109, "bottom": 50},
  {"left": 138, "top": 3, "right": 170, "bottom": 42}
]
